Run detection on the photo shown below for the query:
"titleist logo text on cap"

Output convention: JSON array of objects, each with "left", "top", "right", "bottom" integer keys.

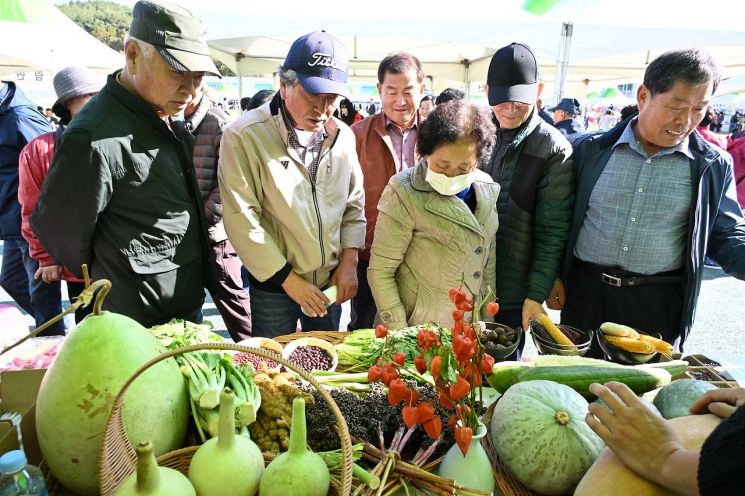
[{"left": 308, "top": 53, "right": 345, "bottom": 70}]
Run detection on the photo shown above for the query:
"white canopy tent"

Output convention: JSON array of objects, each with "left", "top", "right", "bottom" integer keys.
[
  {"left": 193, "top": 0, "right": 745, "bottom": 102},
  {"left": 0, "top": 0, "right": 122, "bottom": 76}
]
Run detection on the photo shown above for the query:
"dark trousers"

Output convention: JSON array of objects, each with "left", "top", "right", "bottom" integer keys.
[
  {"left": 348, "top": 259, "right": 377, "bottom": 330},
  {"left": 66, "top": 281, "right": 93, "bottom": 324},
  {"left": 208, "top": 239, "right": 252, "bottom": 342},
  {"left": 0, "top": 238, "right": 65, "bottom": 336},
  {"left": 248, "top": 285, "right": 341, "bottom": 338},
  {"left": 561, "top": 259, "right": 685, "bottom": 358}
]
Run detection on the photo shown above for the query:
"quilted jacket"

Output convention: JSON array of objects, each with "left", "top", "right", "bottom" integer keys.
[
  {"left": 484, "top": 111, "right": 574, "bottom": 309},
  {"left": 368, "top": 159, "right": 500, "bottom": 330}
]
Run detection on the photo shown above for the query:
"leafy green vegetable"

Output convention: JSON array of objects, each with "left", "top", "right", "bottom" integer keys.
[
  {"left": 150, "top": 319, "right": 224, "bottom": 349},
  {"left": 336, "top": 325, "right": 452, "bottom": 373},
  {"left": 149, "top": 320, "right": 260, "bottom": 442}
]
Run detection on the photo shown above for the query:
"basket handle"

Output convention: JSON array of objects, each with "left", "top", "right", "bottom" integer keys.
[{"left": 99, "top": 342, "right": 354, "bottom": 495}]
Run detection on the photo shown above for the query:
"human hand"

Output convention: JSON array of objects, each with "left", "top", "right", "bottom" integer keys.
[
  {"left": 690, "top": 386, "right": 745, "bottom": 419},
  {"left": 546, "top": 278, "right": 566, "bottom": 310},
  {"left": 281, "top": 272, "right": 329, "bottom": 318},
  {"left": 34, "top": 264, "right": 63, "bottom": 283},
  {"left": 586, "top": 382, "right": 687, "bottom": 486},
  {"left": 329, "top": 249, "right": 359, "bottom": 303},
  {"left": 521, "top": 298, "right": 546, "bottom": 332}
]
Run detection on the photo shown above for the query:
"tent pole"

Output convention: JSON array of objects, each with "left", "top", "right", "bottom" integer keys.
[
  {"left": 463, "top": 59, "right": 470, "bottom": 99},
  {"left": 554, "top": 22, "right": 573, "bottom": 102}
]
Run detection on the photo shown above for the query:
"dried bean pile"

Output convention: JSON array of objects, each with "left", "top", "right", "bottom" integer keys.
[
  {"left": 288, "top": 345, "right": 333, "bottom": 372},
  {"left": 234, "top": 351, "right": 280, "bottom": 371}
]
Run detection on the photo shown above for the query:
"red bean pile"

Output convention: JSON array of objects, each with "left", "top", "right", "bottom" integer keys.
[
  {"left": 288, "top": 345, "right": 333, "bottom": 372},
  {"left": 234, "top": 351, "right": 280, "bottom": 371}
]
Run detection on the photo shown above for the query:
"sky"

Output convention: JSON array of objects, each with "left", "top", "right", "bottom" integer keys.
[{"left": 48, "top": 0, "right": 745, "bottom": 31}]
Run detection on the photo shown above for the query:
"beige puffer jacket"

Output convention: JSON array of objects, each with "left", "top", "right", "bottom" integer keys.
[{"left": 369, "top": 159, "right": 500, "bottom": 330}]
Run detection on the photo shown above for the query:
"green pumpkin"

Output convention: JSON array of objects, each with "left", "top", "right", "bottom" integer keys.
[
  {"left": 36, "top": 312, "right": 189, "bottom": 495},
  {"left": 594, "top": 396, "right": 662, "bottom": 417},
  {"left": 490, "top": 380, "right": 605, "bottom": 496},
  {"left": 652, "top": 379, "right": 718, "bottom": 419}
]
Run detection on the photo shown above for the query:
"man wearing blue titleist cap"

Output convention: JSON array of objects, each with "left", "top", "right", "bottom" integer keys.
[{"left": 219, "top": 31, "right": 366, "bottom": 337}]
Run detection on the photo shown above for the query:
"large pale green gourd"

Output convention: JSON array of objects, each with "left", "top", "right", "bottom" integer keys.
[
  {"left": 36, "top": 310, "right": 189, "bottom": 495},
  {"left": 260, "top": 397, "right": 330, "bottom": 496},
  {"left": 188, "top": 388, "right": 264, "bottom": 495},
  {"left": 113, "top": 441, "right": 195, "bottom": 496},
  {"left": 490, "top": 380, "right": 605, "bottom": 496}
]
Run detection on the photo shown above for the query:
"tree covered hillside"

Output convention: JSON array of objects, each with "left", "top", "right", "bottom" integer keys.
[
  {"left": 58, "top": 0, "right": 131, "bottom": 52},
  {"left": 57, "top": 0, "right": 234, "bottom": 76}
]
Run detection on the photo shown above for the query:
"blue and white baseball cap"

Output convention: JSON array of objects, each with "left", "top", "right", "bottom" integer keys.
[{"left": 283, "top": 31, "right": 349, "bottom": 98}]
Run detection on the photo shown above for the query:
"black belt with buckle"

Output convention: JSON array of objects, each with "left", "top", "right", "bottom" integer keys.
[{"left": 577, "top": 259, "right": 685, "bottom": 287}]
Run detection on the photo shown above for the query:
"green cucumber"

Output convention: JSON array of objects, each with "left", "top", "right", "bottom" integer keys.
[
  {"left": 532, "top": 355, "right": 687, "bottom": 377},
  {"left": 514, "top": 365, "right": 672, "bottom": 399},
  {"left": 640, "top": 360, "right": 688, "bottom": 378},
  {"left": 487, "top": 361, "right": 530, "bottom": 393}
]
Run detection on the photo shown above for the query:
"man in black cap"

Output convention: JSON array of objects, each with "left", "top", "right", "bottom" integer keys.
[
  {"left": 32, "top": 0, "right": 219, "bottom": 326},
  {"left": 550, "top": 97, "right": 586, "bottom": 144},
  {"left": 478, "top": 42, "right": 574, "bottom": 347},
  {"left": 219, "top": 31, "right": 365, "bottom": 337}
]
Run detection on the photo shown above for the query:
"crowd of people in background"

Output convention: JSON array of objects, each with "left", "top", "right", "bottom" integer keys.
[
  {"left": 2, "top": 1, "right": 744, "bottom": 341},
  {"left": 1, "top": 1, "right": 744, "bottom": 493}
]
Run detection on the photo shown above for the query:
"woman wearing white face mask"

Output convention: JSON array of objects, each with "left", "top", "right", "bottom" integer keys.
[{"left": 368, "top": 100, "right": 499, "bottom": 330}]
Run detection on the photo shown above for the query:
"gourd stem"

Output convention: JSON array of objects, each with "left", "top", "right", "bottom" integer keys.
[
  {"left": 218, "top": 388, "right": 236, "bottom": 450},
  {"left": 135, "top": 441, "right": 160, "bottom": 492},
  {"left": 91, "top": 279, "right": 112, "bottom": 315},
  {"left": 555, "top": 411, "right": 570, "bottom": 425},
  {"left": 289, "top": 397, "right": 307, "bottom": 455}
]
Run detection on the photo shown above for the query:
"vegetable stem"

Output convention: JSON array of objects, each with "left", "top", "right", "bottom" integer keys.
[{"left": 217, "top": 388, "right": 235, "bottom": 450}]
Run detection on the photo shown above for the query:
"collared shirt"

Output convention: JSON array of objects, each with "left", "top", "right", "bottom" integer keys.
[
  {"left": 280, "top": 101, "right": 326, "bottom": 181},
  {"left": 575, "top": 118, "right": 693, "bottom": 274},
  {"left": 385, "top": 116, "right": 417, "bottom": 172}
]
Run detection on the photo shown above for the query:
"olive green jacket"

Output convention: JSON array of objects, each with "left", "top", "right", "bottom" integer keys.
[{"left": 369, "top": 160, "right": 500, "bottom": 330}]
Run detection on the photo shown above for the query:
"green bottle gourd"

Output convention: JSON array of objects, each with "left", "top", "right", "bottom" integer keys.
[
  {"left": 259, "top": 397, "right": 330, "bottom": 496},
  {"left": 188, "top": 388, "right": 264, "bottom": 496},
  {"left": 112, "top": 441, "right": 195, "bottom": 496}
]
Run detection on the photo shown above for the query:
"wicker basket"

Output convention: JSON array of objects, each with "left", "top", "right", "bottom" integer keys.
[
  {"left": 273, "top": 330, "right": 348, "bottom": 346},
  {"left": 97, "top": 342, "right": 355, "bottom": 495},
  {"left": 481, "top": 402, "right": 540, "bottom": 496}
]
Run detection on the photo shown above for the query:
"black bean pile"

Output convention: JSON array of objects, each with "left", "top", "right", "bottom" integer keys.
[
  {"left": 288, "top": 345, "right": 333, "bottom": 372},
  {"left": 234, "top": 351, "right": 280, "bottom": 371}
]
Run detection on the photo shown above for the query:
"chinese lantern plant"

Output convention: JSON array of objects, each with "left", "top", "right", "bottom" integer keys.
[{"left": 368, "top": 285, "right": 500, "bottom": 457}]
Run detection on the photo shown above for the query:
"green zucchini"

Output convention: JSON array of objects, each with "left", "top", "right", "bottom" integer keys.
[
  {"left": 532, "top": 355, "right": 687, "bottom": 377},
  {"left": 487, "top": 361, "right": 530, "bottom": 393},
  {"left": 640, "top": 360, "right": 688, "bottom": 378},
  {"left": 514, "top": 365, "right": 672, "bottom": 399}
]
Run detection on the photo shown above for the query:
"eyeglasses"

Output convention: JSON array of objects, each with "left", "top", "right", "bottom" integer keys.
[
  {"left": 168, "top": 70, "right": 205, "bottom": 87},
  {"left": 304, "top": 92, "right": 342, "bottom": 107},
  {"left": 494, "top": 101, "right": 531, "bottom": 110}
]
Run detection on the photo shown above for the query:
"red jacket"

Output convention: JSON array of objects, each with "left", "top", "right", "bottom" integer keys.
[
  {"left": 18, "top": 131, "right": 82, "bottom": 282},
  {"left": 351, "top": 113, "right": 419, "bottom": 260},
  {"left": 727, "top": 134, "right": 745, "bottom": 211},
  {"left": 697, "top": 126, "right": 726, "bottom": 149}
]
